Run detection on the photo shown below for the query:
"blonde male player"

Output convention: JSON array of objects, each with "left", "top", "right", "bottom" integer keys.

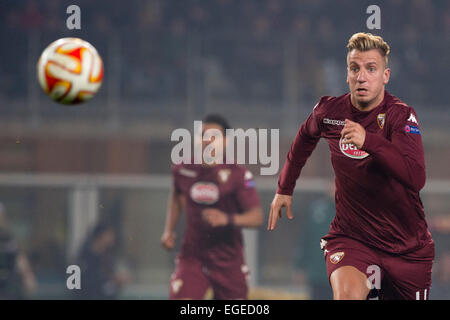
[{"left": 268, "top": 33, "right": 434, "bottom": 300}]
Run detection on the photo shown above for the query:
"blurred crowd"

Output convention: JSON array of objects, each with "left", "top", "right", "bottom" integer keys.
[
  {"left": 2, "top": 0, "right": 449, "bottom": 35},
  {"left": 0, "top": 0, "right": 449, "bottom": 107}
]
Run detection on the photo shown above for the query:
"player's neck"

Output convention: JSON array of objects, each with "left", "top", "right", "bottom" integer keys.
[
  {"left": 350, "top": 89, "right": 385, "bottom": 112},
  {"left": 201, "top": 162, "right": 217, "bottom": 168},
  {"left": 200, "top": 154, "right": 225, "bottom": 167}
]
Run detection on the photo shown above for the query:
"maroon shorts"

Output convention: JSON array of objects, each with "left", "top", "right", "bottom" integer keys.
[
  {"left": 169, "top": 255, "right": 249, "bottom": 300},
  {"left": 321, "top": 236, "right": 435, "bottom": 300}
]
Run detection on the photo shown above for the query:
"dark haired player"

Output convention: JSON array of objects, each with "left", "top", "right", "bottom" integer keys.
[
  {"left": 162, "top": 114, "right": 263, "bottom": 299},
  {"left": 268, "top": 33, "right": 434, "bottom": 300}
]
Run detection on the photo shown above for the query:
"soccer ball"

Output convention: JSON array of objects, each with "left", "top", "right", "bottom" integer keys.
[{"left": 37, "top": 37, "right": 103, "bottom": 105}]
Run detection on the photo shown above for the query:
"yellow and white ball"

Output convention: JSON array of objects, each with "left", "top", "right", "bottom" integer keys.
[{"left": 37, "top": 37, "right": 103, "bottom": 105}]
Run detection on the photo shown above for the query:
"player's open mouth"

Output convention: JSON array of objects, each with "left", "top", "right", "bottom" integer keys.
[{"left": 356, "top": 88, "right": 368, "bottom": 95}]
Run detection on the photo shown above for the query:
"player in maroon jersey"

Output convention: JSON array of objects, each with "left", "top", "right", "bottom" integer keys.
[
  {"left": 161, "top": 114, "right": 263, "bottom": 299},
  {"left": 268, "top": 32, "right": 434, "bottom": 300}
]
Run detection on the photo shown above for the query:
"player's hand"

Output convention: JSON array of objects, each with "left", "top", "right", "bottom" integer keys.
[
  {"left": 161, "top": 230, "right": 176, "bottom": 250},
  {"left": 340, "top": 119, "right": 366, "bottom": 149},
  {"left": 202, "top": 208, "right": 230, "bottom": 227},
  {"left": 267, "top": 193, "right": 293, "bottom": 231}
]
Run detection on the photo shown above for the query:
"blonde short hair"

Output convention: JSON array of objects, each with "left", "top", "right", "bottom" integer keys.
[{"left": 347, "top": 32, "right": 390, "bottom": 67}]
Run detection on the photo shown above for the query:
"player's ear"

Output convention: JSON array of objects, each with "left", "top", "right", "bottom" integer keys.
[{"left": 383, "top": 67, "right": 390, "bottom": 85}]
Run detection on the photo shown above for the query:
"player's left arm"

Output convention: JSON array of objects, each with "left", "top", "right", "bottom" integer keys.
[
  {"left": 202, "top": 207, "right": 263, "bottom": 228},
  {"left": 341, "top": 108, "right": 426, "bottom": 192},
  {"left": 232, "top": 169, "right": 263, "bottom": 228},
  {"left": 231, "top": 206, "right": 263, "bottom": 228}
]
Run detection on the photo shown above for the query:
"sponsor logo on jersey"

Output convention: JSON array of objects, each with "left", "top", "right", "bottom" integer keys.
[
  {"left": 217, "top": 169, "right": 231, "bottom": 183},
  {"left": 330, "top": 251, "right": 345, "bottom": 264},
  {"left": 179, "top": 168, "right": 197, "bottom": 178},
  {"left": 320, "top": 239, "right": 328, "bottom": 250},
  {"left": 339, "top": 137, "right": 370, "bottom": 159},
  {"left": 407, "top": 113, "right": 418, "bottom": 124},
  {"left": 404, "top": 125, "right": 421, "bottom": 135},
  {"left": 323, "top": 118, "right": 345, "bottom": 126},
  {"left": 377, "top": 113, "right": 385, "bottom": 129},
  {"left": 190, "top": 182, "right": 219, "bottom": 205},
  {"left": 320, "top": 239, "right": 329, "bottom": 256}
]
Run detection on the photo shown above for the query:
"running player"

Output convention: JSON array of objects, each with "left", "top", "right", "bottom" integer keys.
[
  {"left": 162, "top": 114, "right": 263, "bottom": 299},
  {"left": 268, "top": 32, "right": 434, "bottom": 300}
]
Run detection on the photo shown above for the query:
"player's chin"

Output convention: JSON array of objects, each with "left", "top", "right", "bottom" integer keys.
[{"left": 353, "top": 92, "right": 373, "bottom": 104}]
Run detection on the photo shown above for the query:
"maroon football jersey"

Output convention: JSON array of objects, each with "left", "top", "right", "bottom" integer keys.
[
  {"left": 172, "top": 163, "right": 260, "bottom": 265},
  {"left": 277, "top": 91, "right": 433, "bottom": 254}
]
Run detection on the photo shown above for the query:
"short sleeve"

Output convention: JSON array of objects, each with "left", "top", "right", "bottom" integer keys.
[
  {"left": 171, "top": 165, "right": 182, "bottom": 194},
  {"left": 235, "top": 169, "right": 260, "bottom": 213}
]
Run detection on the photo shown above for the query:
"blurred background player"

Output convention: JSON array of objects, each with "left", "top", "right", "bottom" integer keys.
[
  {"left": 268, "top": 32, "right": 434, "bottom": 300},
  {"left": 0, "top": 202, "right": 36, "bottom": 299},
  {"left": 161, "top": 114, "right": 263, "bottom": 299},
  {"left": 75, "top": 221, "right": 130, "bottom": 299}
]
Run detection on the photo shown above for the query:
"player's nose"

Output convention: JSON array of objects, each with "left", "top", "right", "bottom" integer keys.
[{"left": 356, "top": 70, "right": 367, "bottom": 82}]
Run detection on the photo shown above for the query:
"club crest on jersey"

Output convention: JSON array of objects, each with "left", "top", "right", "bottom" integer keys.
[
  {"left": 217, "top": 169, "right": 231, "bottom": 183},
  {"left": 190, "top": 182, "right": 219, "bottom": 205},
  {"left": 330, "top": 251, "right": 345, "bottom": 264},
  {"left": 377, "top": 113, "right": 385, "bottom": 129},
  {"left": 339, "top": 137, "right": 369, "bottom": 159}
]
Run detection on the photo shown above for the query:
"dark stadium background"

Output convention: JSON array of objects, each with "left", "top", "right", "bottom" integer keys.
[{"left": 0, "top": 0, "right": 449, "bottom": 299}]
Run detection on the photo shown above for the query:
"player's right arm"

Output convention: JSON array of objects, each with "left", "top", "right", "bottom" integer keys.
[
  {"left": 268, "top": 193, "right": 294, "bottom": 230},
  {"left": 161, "top": 187, "right": 184, "bottom": 250},
  {"left": 268, "top": 98, "right": 326, "bottom": 230}
]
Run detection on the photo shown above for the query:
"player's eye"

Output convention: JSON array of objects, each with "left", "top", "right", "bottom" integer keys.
[{"left": 368, "top": 67, "right": 376, "bottom": 72}]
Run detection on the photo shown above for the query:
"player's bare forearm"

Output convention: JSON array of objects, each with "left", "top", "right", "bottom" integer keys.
[
  {"left": 202, "top": 207, "right": 263, "bottom": 228},
  {"left": 163, "top": 188, "right": 183, "bottom": 233},
  {"left": 161, "top": 188, "right": 183, "bottom": 249},
  {"left": 232, "top": 206, "right": 263, "bottom": 228}
]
